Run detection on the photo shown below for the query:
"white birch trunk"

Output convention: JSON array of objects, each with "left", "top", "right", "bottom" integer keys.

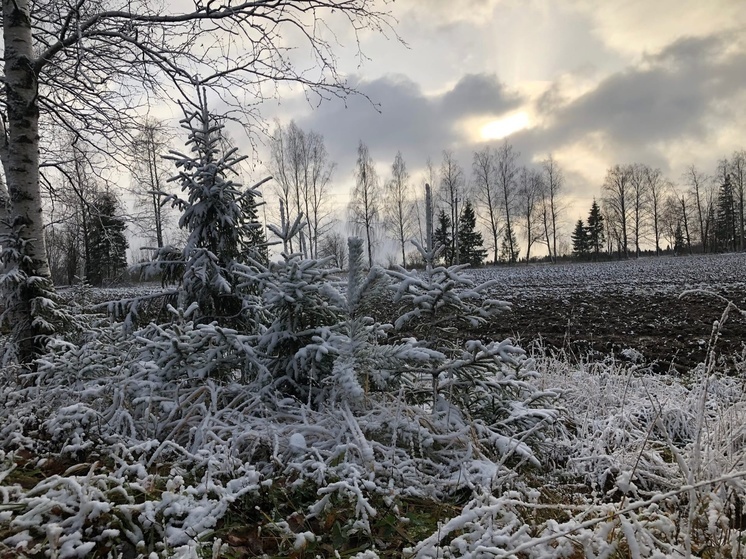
[{"left": 3, "top": 0, "right": 56, "bottom": 361}]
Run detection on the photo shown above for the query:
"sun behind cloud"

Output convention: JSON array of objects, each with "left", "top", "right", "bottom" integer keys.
[{"left": 480, "top": 111, "right": 531, "bottom": 140}]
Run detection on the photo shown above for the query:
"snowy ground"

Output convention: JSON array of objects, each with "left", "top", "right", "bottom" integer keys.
[
  {"left": 467, "top": 253, "right": 746, "bottom": 372},
  {"left": 470, "top": 253, "right": 746, "bottom": 299},
  {"left": 1, "top": 254, "right": 746, "bottom": 558}
]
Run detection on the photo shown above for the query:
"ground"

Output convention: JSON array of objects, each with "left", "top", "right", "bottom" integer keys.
[{"left": 469, "top": 253, "right": 746, "bottom": 373}]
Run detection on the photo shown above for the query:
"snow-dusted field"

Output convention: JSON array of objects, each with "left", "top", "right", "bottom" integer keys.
[
  {"left": 465, "top": 253, "right": 746, "bottom": 372},
  {"left": 469, "top": 253, "right": 746, "bottom": 300}
]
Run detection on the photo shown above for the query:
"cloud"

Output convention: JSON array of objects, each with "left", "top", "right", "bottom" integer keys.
[
  {"left": 520, "top": 33, "right": 746, "bottom": 176},
  {"left": 397, "top": 0, "right": 500, "bottom": 28},
  {"left": 258, "top": 19, "right": 746, "bottom": 231},
  {"left": 570, "top": 0, "right": 746, "bottom": 58},
  {"left": 292, "top": 72, "right": 523, "bottom": 181}
]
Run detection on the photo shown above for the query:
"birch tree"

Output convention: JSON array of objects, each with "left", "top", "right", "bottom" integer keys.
[
  {"left": 602, "top": 164, "right": 633, "bottom": 258},
  {"left": 129, "top": 118, "right": 173, "bottom": 249},
  {"left": 729, "top": 150, "right": 746, "bottom": 251},
  {"left": 269, "top": 121, "right": 334, "bottom": 258},
  {"left": 644, "top": 166, "right": 668, "bottom": 256},
  {"left": 684, "top": 165, "right": 713, "bottom": 252},
  {"left": 517, "top": 166, "right": 541, "bottom": 262},
  {"left": 349, "top": 141, "right": 380, "bottom": 268},
  {"left": 629, "top": 163, "right": 648, "bottom": 257},
  {"left": 384, "top": 151, "right": 412, "bottom": 267},
  {"left": 496, "top": 141, "right": 519, "bottom": 263},
  {"left": 472, "top": 146, "right": 501, "bottom": 265},
  {"left": 0, "top": 0, "right": 395, "bottom": 362},
  {"left": 439, "top": 150, "right": 465, "bottom": 265},
  {"left": 540, "top": 154, "right": 563, "bottom": 263}
]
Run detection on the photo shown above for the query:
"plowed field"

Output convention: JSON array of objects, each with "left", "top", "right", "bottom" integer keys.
[{"left": 467, "top": 253, "right": 746, "bottom": 373}]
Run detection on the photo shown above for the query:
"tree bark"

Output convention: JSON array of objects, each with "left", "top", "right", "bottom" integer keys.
[{"left": 3, "top": 0, "right": 57, "bottom": 361}]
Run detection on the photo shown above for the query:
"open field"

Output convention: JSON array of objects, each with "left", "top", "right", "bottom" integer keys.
[{"left": 469, "top": 253, "right": 746, "bottom": 372}]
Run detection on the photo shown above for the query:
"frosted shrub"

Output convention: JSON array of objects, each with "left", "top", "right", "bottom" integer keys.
[
  {"left": 240, "top": 233, "right": 435, "bottom": 407},
  {"left": 387, "top": 238, "right": 559, "bottom": 468}
]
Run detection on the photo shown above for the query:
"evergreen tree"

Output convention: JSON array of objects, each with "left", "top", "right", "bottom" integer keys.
[
  {"left": 571, "top": 219, "right": 590, "bottom": 258},
  {"left": 499, "top": 227, "right": 519, "bottom": 263},
  {"left": 162, "top": 89, "right": 267, "bottom": 321},
  {"left": 706, "top": 203, "right": 718, "bottom": 254},
  {"left": 86, "top": 190, "right": 129, "bottom": 286},
  {"left": 434, "top": 209, "right": 453, "bottom": 265},
  {"left": 673, "top": 223, "right": 685, "bottom": 254},
  {"left": 388, "top": 208, "right": 557, "bottom": 464},
  {"left": 715, "top": 172, "right": 736, "bottom": 252},
  {"left": 587, "top": 200, "right": 605, "bottom": 261},
  {"left": 240, "top": 189, "right": 269, "bottom": 266},
  {"left": 457, "top": 200, "right": 487, "bottom": 267}
]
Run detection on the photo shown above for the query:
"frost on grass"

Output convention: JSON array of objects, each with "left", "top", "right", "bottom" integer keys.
[
  {"left": 2, "top": 101, "right": 745, "bottom": 556},
  {"left": 2, "top": 284, "right": 746, "bottom": 557},
  {"left": 0, "top": 236, "right": 568, "bottom": 557}
]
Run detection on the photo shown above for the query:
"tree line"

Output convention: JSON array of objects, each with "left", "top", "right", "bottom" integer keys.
[
  {"left": 42, "top": 117, "right": 746, "bottom": 294},
  {"left": 325, "top": 137, "right": 565, "bottom": 269},
  {"left": 572, "top": 154, "right": 746, "bottom": 259},
  {"left": 240, "top": 121, "right": 746, "bottom": 270}
]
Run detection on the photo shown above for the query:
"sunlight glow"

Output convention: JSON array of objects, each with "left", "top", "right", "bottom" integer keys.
[{"left": 480, "top": 112, "right": 530, "bottom": 140}]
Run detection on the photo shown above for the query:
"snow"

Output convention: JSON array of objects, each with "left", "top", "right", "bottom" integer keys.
[{"left": 3, "top": 179, "right": 746, "bottom": 559}]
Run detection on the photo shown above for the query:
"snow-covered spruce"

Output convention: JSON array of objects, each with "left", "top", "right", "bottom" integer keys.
[
  {"left": 142, "top": 88, "right": 269, "bottom": 329},
  {"left": 387, "top": 236, "right": 560, "bottom": 467}
]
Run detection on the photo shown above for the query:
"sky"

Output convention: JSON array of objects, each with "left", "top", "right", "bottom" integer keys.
[{"left": 249, "top": 0, "right": 746, "bottom": 244}]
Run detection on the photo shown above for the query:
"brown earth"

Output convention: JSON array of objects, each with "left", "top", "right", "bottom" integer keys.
[
  {"left": 481, "top": 290, "right": 745, "bottom": 373},
  {"left": 467, "top": 255, "right": 746, "bottom": 374}
]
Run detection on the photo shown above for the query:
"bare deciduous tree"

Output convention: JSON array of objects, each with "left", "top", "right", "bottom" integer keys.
[
  {"left": 643, "top": 166, "right": 668, "bottom": 256},
  {"left": 129, "top": 118, "right": 174, "bottom": 249},
  {"left": 383, "top": 151, "right": 412, "bottom": 267},
  {"left": 540, "top": 154, "right": 563, "bottom": 263},
  {"left": 629, "top": 163, "right": 648, "bottom": 257},
  {"left": 349, "top": 141, "right": 381, "bottom": 268},
  {"left": 472, "top": 146, "right": 501, "bottom": 265},
  {"left": 319, "top": 230, "right": 348, "bottom": 270},
  {"left": 517, "top": 166, "right": 542, "bottom": 262},
  {"left": 496, "top": 141, "right": 519, "bottom": 263},
  {"left": 602, "top": 164, "right": 633, "bottom": 258},
  {"left": 660, "top": 194, "right": 682, "bottom": 252},
  {"left": 269, "top": 121, "right": 334, "bottom": 258},
  {"left": 684, "top": 165, "right": 714, "bottom": 253},
  {"left": 729, "top": 150, "right": 746, "bottom": 251},
  {"left": 679, "top": 194, "right": 693, "bottom": 254},
  {"left": 439, "top": 150, "right": 465, "bottom": 265}
]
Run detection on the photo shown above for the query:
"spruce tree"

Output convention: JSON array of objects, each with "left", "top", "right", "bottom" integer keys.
[
  {"left": 86, "top": 190, "right": 129, "bottom": 286},
  {"left": 457, "top": 200, "right": 486, "bottom": 267},
  {"left": 162, "top": 89, "right": 266, "bottom": 321},
  {"left": 434, "top": 209, "right": 453, "bottom": 265},
  {"left": 587, "top": 200, "right": 605, "bottom": 261},
  {"left": 387, "top": 189, "right": 557, "bottom": 465},
  {"left": 500, "top": 227, "right": 519, "bottom": 263},
  {"left": 674, "top": 223, "right": 685, "bottom": 254},
  {"left": 571, "top": 219, "right": 590, "bottom": 258},
  {"left": 240, "top": 189, "right": 269, "bottom": 266},
  {"left": 715, "top": 173, "right": 736, "bottom": 252}
]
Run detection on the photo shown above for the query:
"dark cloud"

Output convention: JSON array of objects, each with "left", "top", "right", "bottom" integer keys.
[
  {"left": 441, "top": 73, "right": 522, "bottom": 118},
  {"left": 272, "top": 31, "right": 745, "bottom": 207},
  {"left": 294, "top": 72, "right": 522, "bottom": 179},
  {"left": 535, "top": 33, "right": 746, "bottom": 154}
]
